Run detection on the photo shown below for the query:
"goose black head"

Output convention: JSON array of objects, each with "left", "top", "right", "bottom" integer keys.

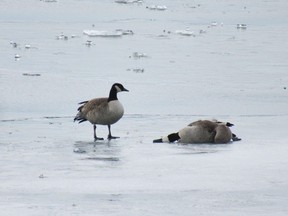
[
  {"left": 112, "top": 83, "right": 129, "bottom": 93},
  {"left": 108, "top": 83, "right": 129, "bottom": 102},
  {"left": 153, "top": 132, "right": 180, "bottom": 143}
]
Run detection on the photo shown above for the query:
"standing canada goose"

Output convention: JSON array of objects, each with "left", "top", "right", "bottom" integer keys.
[
  {"left": 153, "top": 119, "right": 241, "bottom": 144},
  {"left": 74, "top": 83, "right": 129, "bottom": 141}
]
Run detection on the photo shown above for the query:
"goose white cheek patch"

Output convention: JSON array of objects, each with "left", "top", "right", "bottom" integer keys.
[
  {"left": 162, "top": 136, "right": 170, "bottom": 142},
  {"left": 115, "top": 85, "right": 122, "bottom": 92}
]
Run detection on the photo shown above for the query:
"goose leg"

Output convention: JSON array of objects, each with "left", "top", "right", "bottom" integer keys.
[
  {"left": 93, "top": 125, "right": 104, "bottom": 141},
  {"left": 107, "top": 125, "right": 119, "bottom": 140}
]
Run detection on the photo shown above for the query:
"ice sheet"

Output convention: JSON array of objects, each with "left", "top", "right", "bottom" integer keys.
[{"left": 1, "top": 0, "right": 288, "bottom": 215}]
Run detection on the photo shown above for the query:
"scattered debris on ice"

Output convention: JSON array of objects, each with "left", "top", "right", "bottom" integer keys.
[
  {"left": 22, "top": 73, "right": 41, "bottom": 77},
  {"left": 85, "top": 40, "right": 93, "bottom": 46},
  {"left": 116, "top": 29, "right": 134, "bottom": 35},
  {"left": 71, "top": 34, "right": 80, "bottom": 38},
  {"left": 131, "top": 52, "right": 148, "bottom": 58},
  {"left": 25, "top": 44, "right": 31, "bottom": 49},
  {"left": 210, "top": 21, "right": 218, "bottom": 27},
  {"left": 185, "top": 4, "right": 201, "bottom": 9},
  {"left": 175, "top": 29, "right": 195, "bottom": 36},
  {"left": 40, "top": 0, "right": 57, "bottom": 2},
  {"left": 73, "top": 148, "right": 86, "bottom": 154},
  {"left": 146, "top": 5, "right": 167, "bottom": 11},
  {"left": 199, "top": 29, "right": 207, "bottom": 34},
  {"left": 156, "top": 34, "right": 170, "bottom": 39},
  {"left": 237, "top": 24, "right": 247, "bottom": 29},
  {"left": 115, "top": 0, "right": 142, "bottom": 4},
  {"left": 83, "top": 29, "right": 134, "bottom": 37},
  {"left": 10, "top": 41, "right": 38, "bottom": 49},
  {"left": 56, "top": 33, "right": 69, "bottom": 40},
  {"left": 10, "top": 41, "right": 18, "bottom": 48},
  {"left": 56, "top": 33, "right": 80, "bottom": 40},
  {"left": 83, "top": 30, "right": 123, "bottom": 37},
  {"left": 127, "top": 68, "right": 145, "bottom": 73},
  {"left": 39, "top": 174, "right": 46, "bottom": 178},
  {"left": 208, "top": 21, "right": 223, "bottom": 28},
  {"left": 14, "top": 54, "right": 21, "bottom": 60},
  {"left": 163, "top": 29, "right": 172, "bottom": 34}
]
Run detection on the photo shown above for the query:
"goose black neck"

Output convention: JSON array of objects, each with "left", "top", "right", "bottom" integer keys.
[
  {"left": 168, "top": 133, "right": 180, "bottom": 142},
  {"left": 108, "top": 87, "right": 118, "bottom": 102}
]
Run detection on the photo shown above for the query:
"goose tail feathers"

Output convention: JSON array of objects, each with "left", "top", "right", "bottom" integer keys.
[
  {"left": 74, "top": 111, "right": 87, "bottom": 123},
  {"left": 74, "top": 101, "right": 89, "bottom": 123}
]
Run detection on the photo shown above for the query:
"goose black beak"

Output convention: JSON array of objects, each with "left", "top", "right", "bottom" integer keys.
[
  {"left": 226, "top": 122, "right": 234, "bottom": 127},
  {"left": 153, "top": 138, "right": 163, "bottom": 143},
  {"left": 123, "top": 88, "right": 129, "bottom": 92}
]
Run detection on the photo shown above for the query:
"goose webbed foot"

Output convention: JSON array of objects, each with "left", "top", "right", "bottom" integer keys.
[
  {"left": 94, "top": 137, "right": 104, "bottom": 142},
  {"left": 232, "top": 137, "right": 241, "bottom": 141},
  {"left": 108, "top": 135, "right": 120, "bottom": 140},
  {"left": 232, "top": 133, "right": 241, "bottom": 141}
]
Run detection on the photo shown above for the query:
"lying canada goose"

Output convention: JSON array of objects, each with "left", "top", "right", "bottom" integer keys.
[
  {"left": 153, "top": 119, "right": 241, "bottom": 144},
  {"left": 74, "top": 83, "right": 129, "bottom": 141}
]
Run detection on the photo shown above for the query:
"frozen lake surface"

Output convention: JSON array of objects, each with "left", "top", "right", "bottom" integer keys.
[{"left": 1, "top": 0, "right": 288, "bottom": 215}]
